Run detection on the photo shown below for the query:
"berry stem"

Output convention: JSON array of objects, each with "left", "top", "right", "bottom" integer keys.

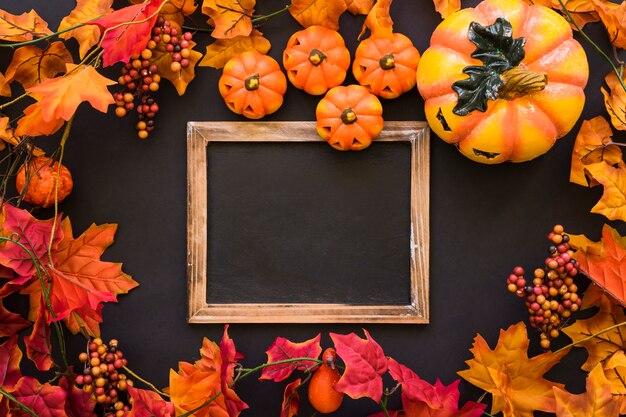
[
  {"left": 378, "top": 396, "right": 391, "bottom": 417},
  {"left": 553, "top": 320, "right": 626, "bottom": 355},
  {"left": 122, "top": 366, "right": 169, "bottom": 398},
  {"left": 0, "top": 388, "right": 38, "bottom": 417}
]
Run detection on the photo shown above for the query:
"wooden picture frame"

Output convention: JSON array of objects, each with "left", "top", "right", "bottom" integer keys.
[{"left": 187, "top": 121, "right": 430, "bottom": 323}]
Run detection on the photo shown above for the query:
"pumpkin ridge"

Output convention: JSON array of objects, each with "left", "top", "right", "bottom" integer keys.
[{"left": 518, "top": 4, "right": 571, "bottom": 65}]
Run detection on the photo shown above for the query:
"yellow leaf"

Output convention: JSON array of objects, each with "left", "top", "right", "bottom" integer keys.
[
  {"left": 198, "top": 29, "right": 271, "bottom": 69},
  {"left": 602, "top": 71, "right": 626, "bottom": 131},
  {"left": 359, "top": 0, "right": 393, "bottom": 40},
  {"left": 26, "top": 64, "right": 115, "bottom": 122},
  {"left": 553, "top": 364, "right": 620, "bottom": 417},
  {"left": 0, "top": 9, "right": 51, "bottom": 42},
  {"left": 604, "top": 350, "right": 626, "bottom": 414},
  {"left": 458, "top": 322, "right": 568, "bottom": 417},
  {"left": 202, "top": 0, "right": 255, "bottom": 39},
  {"left": 345, "top": 0, "right": 374, "bottom": 15},
  {"left": 570, "top": 116, "right": 621, "bottom": 187},
  {"left": 130, "top": 0, "right": 197, "bottom": 26},
  {"left": 433, "top": 0, "right": 461, "bottom": 19},
  {"left": 589, "top": 0, "right": 626, "bottom": 49},
  {"left": 4, "top": 42, "right": 73, "bottom": 90},
  {"left": 290, "top": 0, "right": 348, "bottom": 30},
  {"left": 584, "top": 162, "right": 626, "bottom": 222},
  {"left": 58, "top": 0, "right": 114, "bottom": 59}
]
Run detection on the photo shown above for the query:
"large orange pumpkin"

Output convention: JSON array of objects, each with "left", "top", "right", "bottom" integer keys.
[
  {"left": 316, "top": 85, "right": 384, "bottom": 151},
  {"left": 219, "top": 51, "right": 287, "bottom": 119},
  {"left": 416, "top": 0, "right": 588, "bottom": 164},
  {"left": 352, "top": 33, "right": 420, "bottom": 99},
  {"left": 283, "top": 26, "right": 351, "bottom": 95},
  {"left": 15, "top": 156, "right": 73, "bottom": 208}
]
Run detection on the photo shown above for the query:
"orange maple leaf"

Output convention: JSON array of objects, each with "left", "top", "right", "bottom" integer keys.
[
  {"left": 589, "top": 0, "right": 626, "bottom": 49},
  {"left": 458, "top": 322, "right": 568, "bottom": 417},
  {"left": 570, "top": 116, "right": 622, "bottom": 187},
  {"left": 345, "top": 0, "right": 374, "bottom": 15},
  {"left": 602, "top": 71, "right": 626, "bottom": 131},
  {"left": 26, "top": 64, "right": 115, "bottom": 122},
  {"left": 525, "top": 0, "right": 599, "bottom": 29},
  {"left": 130, "top": 0, "right": 197, "bottom": 26},
  {"left": 290, "top": 0, "right": 348, "bottom": 30},
  {"left": 58, "top": 0, "right": 114, "bottom": 59},
  {"left": 562, "top": 294, "right": 626, "bottom": 372},
  {"left": 0, "top": 9, "right": 51, "bottom": 42},
  {"left": 359, "top": 0, "right": 394, "bottom": 40},
  {"left": 433, "top": 0, "right": 461, "bottom": 19},
  {"left": 199, "top": 29, "right": 271, "bottom": 69},
  {"left": 14, "top": 101, "right": 65, "bottom": 138},
  {"left": 584, "top": 162, "right": 626, "bottom": 222},
  {"left": 202, "top": 0, "right": 255, "bottom": 39},
  {"left": 553, "top": 364, "right": 621, "bottom": 417},
  {"left": 604, "top": 350, "right": 626, "bottom": 413},
  {"left": 3, "top": 42, "right": 73, "bottom": 90},
  {"left": 0, "top": 72, "right": 10, "bottom": 97}
]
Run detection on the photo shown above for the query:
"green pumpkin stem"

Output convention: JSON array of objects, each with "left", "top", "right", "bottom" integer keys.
[
  {"left": 245, "top": 74, "right": 260, "bottom": 91},
  {"left": 379, "top": 54, "right": 395, "bottom": 70},
  {"left": 309, "top": 49, "right": 327, "bottom": 66},
  {"left": 341, "top": 108, "right": 358, "bottom": 124}
]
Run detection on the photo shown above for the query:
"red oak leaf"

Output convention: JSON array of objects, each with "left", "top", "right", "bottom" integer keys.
[
  {"left": 127, "top": 387, "right": 175, "bottom": 417},
  {"left": 0, "top": 203, "right": 62, "bottom": 281},
  {"left": 330, "top": 329, "right": 388, "bottom": 402},
  {"left": 90, "top": 0, "right": 165, "bottom": 67},
  {"left": 59, "top": 374, "right": 96, "bottom": 417},
  {"left": 0, "top": 335, "right": 23, "bottom": 389},
  {"left": 9, "top": 377, "right": 67, "bottom": 417},
  {"left": 24, "top": 296, "right": 52, "bottom": 371},
  {"left": 281, "top": 378, "right": 301, "bottom": 417},
  {"left": 0, "top": 299, "right": 30, "bottom": 337},
  {"left": 26, "top": 64, "right": 115, "bottom": 122},
  {"left": 260, "top": 334, "right": 322, "bottom": 382},
  {"left": 220, "top": 325, "right": 249, "bottom": 417}
]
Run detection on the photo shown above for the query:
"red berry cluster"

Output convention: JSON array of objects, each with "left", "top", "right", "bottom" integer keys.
[
  {"left": 76, "top": 338, "right": 133, "bottom": 416},
  {"left": 149, "top": 17, "right": 194, "bottom": 73},
  {"left": 507, "top": 225, "right": 582, "bottom": 349}
]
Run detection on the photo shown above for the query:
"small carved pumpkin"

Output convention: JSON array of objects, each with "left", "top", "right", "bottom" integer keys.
[
  {"left": 352, "top": 33, "right": 420, "bottom": 99},
  {"left": 219, "top": 51, "right": 287, "bottom": 119},
  {"left": 15, "top": 156, "right": 73, "bottom": 208},
  {"left": 316, "top": 84, "right": 384, "bottom": 151},
  {"left": 283, "top": 26, "right": 351, "bottom": 96},
  {"left": 416, "top": 0, "right": 588, "bottom": 164}
]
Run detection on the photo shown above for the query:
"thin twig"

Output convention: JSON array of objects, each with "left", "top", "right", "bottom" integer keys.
[
  {"left": 554, "top": 320, "right": 626, "bottom": 355},
  {"left": 123, "top": 366, "right": 170, "bottom": 398}
]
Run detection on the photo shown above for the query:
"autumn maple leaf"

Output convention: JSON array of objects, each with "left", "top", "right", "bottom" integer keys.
[
  {"left": 589, "top": 0, "right": 626, "bottom": 49},
  {"left": 458, "top": 322, "right": 568, "bottom": 417},
  {"left": 280, "top": 378, "right": 301, "bottom": 417},
  {"left": 260, "top": 334, "right": 322, "bottom": 382},
  {"left": 0, "top": 9, "right": 52, "bottom": 42},
  {"left": 58, "top": 0, "right": 114, "bottom": 59},
  {"left": 0, "top": 299, "right": 30, "bottom": 338},
  {"left": 3, "top": 42, "right": 73, "bottom": 91},
  {"left": 220, "top": 325, "right": 249, "bottom": 416},
  {"left": 289, "top": 0, "right": 348, "bottom": 30},
  {"left": 59, "top": 373, "right": 96, "bottom": 417},
  {"left": 604, "top": 350, "right": 626, "bottom": 414},
  {"left": 9, "top": 377, "right": 68, "bottom": 417},
  {"left": 553, "top": 364, "right": 620, "bottom": 417},
  {"left": 584, "top": 162, "right": 626, "bottom": 222},
  {"left": 199, "top": 29, "right": 271, "bottom": 69},
  {"left": 202, "top": 0, "right": 255, "bottom": 39},
  {"left": 433, "top": 0, "right": 461, "bottom": 19},
  {"left": 330, "top": 329, "right": 388, "bottom": 403},
  {"left": 27, "top": 64, "right": 115, "bottom": 122},
  {"left": 0, "top": 335, "right": 23, "bottom": 389},
  {"left": 602, "top": 71, "right": 626, "bottom": 131},
  {"left": 24, "top": 297, "right": 53, "bottom": 371},
  {"left": 127, "top": 387, "right": 175, "bottom": 417},
  {"left": 345, "top": 0, "right": 374, "bottom": 15},
  {"left": 570, "top": 117, "right": 621, "bottom": 187},
  {"left": 359, "top": 0, "right": 394, "bottom": 40},
  {"left": 90, "top": 0, "right": 165, "bottom": 67},
  {"left": 14, "top": 101, "right": 65, "bottom": 138}
]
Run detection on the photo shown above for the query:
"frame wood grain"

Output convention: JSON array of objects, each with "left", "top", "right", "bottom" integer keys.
[{"left": 187, "top": 121, "right": 430, "bottom": 323}]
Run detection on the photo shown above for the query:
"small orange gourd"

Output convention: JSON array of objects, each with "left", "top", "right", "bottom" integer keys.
[
  {"left": 316, "top": 85, "right": 384, "bottom": 151},
  {"left": 283, "top": 26, "right": 351, "bottom": 95},
  {"left": 352, "top": 33, "right": 420, "bottom": 99},
  {"left": 308, "top": 348, "right": 343, "bottom": 414},
  {"left": 15, "top": 156, "right": 73, "bottom": 208},
  {"left": 218, "top": 51, "right": 287, "bottom": 119}
]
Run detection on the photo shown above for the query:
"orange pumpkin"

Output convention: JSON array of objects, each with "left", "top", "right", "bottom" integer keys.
[
  {"left": 15, "top": 156, "right": 73, "bottom": 208},
  {"left": 218, "top": 51, "right": 287, "bottom": 119},
  {"left": 416, "top": 0, "right": 588, "bottom": 164},
  {"left": 316, "top": 85, "right": 384, "bottom": 151},
  {"left": 283, "top": 26, "right": 351, "bottom": 95},
  {"left": 352, "top": 33, "right": 420, "bottom": 99}
]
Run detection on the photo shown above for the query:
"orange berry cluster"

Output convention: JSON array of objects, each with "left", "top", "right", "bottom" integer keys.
[
  {"left": 507, "top": 225, "right": 582, "bottom": 349},
  {"left": 75, "top": 338, "right": 133, "bottom": 416}
]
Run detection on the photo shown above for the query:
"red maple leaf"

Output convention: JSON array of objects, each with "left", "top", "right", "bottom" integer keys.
[
  {"left": 330, "top": 329, "right": 388, "bottom": 402},
  {"left": 0, "top": 335, "right": 23, "bottom": 389},
  {"left": 281, "top": 378, "right": 301, "bottom": 417},
  {"left": 90, "top": 0, "right": 165, "bottom": 67},
  {"left": 219, "top": 325, "right": 249, "bottom": 417},
  {"left": 9, "top": 377, "right": 67, "bottom": 417},
  {"left": 127, "top": 387, "right": 175, "bottom": 417},
  {"left": 0, "top": 299, "right": 30, "bottom": 337},
  {"left": 260, "top": 334, "right": 322, "bottom": 382},
  {"left": 24, "top": 296, "right": 52, "bottom": 371},
  {"left": 59, "top": 373, "right": 96, "bottom": 417}
]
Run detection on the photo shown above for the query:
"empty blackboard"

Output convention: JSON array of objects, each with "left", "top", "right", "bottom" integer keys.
[{"left": 187, "top": 121, "right": 430, "bottom": 323}]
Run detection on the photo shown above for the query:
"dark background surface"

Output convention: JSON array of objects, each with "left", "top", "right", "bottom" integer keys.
[{"left": 2, "top": 0, "right": 622, "bottom": 415}]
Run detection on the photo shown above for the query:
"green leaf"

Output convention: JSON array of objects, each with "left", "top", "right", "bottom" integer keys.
[{"left": 452, "top": 66, "right": 503, "bottom": 116}]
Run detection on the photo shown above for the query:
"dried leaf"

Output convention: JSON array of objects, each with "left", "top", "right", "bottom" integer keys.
[
  {"left": 584, "top": 162, "right": 626, "bottom": 222},
  {"left": 260, "top": 334, "right": 322, "bottom": 382},
  {"left": 127, "top": 387, "right": 175, "bottom": 417},
  {"left": 570, "top": 117, "right": 621, "bottom": 186},
  {"left": 562, "top": 294, "right": 626, "bottom": 372},
  {"left": 4, "top": 42, "right": 73, "bottom": 90},
  {"left": 602, "top": 71, "right": 626, "bottom": 131},
  {"left": 26, "top": 64, "right": 115, "bottom": 122},
  {"left": 0, "top": 299, "right": 30, "bottom": 338},
  {"left": 589, "top": 0, "right": 626, "bottom": 49},
  {"left": 58, "top": 0, "right": 114, "bottom": 59},
  {"left": 24, "top": 296, "right": 53, "bottom": 371},
  {"left": 553, "top": 364, "right": 620, "bottom": 417},
  {"left": 202, "top": 0, "right": 254, "bottom": 39},
  {"left": 59, "top": 374, "right": 96, "bottom": 417},
  {"left": 433, "top": 0, "right": 461, "bottom": 19},
  {"left": 14, "top": 101, "right": 65, "bottom": 138},
  {"left": 359, "top": 0, "right": 393, "bottom": 39},
  {"left": 458, "top": 322, "right": 567, "bottom": 417},
  {"left": 281, "top": 378, "right": 301, "bottom": 417},
  {"left": 0, "top": 9, "right": 51, "bottom": 42},
  {"left": 10, "top": 377, "right": 67, "bottom": 417},
  {"left": 330, "top": 329, "right": 388, "bottom": 402},
  {"left": 290, "top": 0, "right": 348, "bottom": 30},
  {"left": 345, "top": 0, "right": 374, "bottom": 15},
  {"left": 0, "top": 335, "right": 23, "bottom": 389},
  {"left": 90, "top": 0, "right": 164, "bottom": 67},
  {"left": 199, "top": 29, "right": 271, "bottom": 69}
]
